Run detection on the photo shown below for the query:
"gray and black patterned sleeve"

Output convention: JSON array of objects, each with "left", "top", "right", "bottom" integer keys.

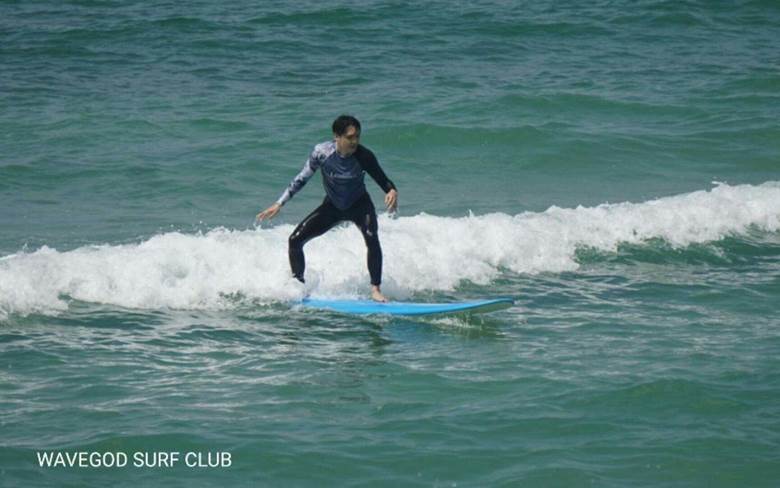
[{"left": 276, "top": 145, "right": 324, "bottom": 206}]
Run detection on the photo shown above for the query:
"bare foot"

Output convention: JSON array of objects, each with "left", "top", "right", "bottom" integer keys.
[{"left": 371, "top": 286, "right": 389, "bottom": 302}]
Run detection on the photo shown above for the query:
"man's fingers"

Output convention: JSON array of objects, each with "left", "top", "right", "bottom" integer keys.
[
  {"left": 256, "top": 209, "right": 273, "bottom": 222},
  {"left": 256, "top": 204, "right": 281, "bottom": 223},
  {"left": 385, "top": 193, "right": 397, "bottom": 210}
]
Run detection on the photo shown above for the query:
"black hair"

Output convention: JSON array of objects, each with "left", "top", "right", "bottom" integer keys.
[{"left": 332, "top": 115, "right": 361, "bottom": 136}]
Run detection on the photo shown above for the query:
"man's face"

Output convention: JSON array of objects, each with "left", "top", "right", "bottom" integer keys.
[{"left": 335, "top": 125, "right": 360, "bottom": 156}]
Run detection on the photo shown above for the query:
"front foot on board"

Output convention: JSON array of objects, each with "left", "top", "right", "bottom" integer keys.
[{"left": 371, "top": 286, "right": 389, "bottom": 303}]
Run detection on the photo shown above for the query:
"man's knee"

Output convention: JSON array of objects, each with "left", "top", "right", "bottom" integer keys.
[
  {"left": 289, "top": 231, "right": 304, "bottom": 249},
  {"left": 365, "top": 234, "right": 381, "bottom": 252}
]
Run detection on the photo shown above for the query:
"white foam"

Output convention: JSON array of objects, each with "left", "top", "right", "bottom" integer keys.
[{"left": 1, "top": 181, "right": 779, "bottom": 317}]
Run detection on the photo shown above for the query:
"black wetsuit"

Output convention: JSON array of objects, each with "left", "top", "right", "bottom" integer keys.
[{"left": 276, "top": 140, "right": 396, "bottom": 285}]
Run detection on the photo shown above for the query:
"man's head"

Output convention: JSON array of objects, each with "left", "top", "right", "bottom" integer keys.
[{"left": 333, "top": 115, "right": 361, "bottom": 157}]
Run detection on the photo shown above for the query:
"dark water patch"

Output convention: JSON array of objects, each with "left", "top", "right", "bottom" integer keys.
[
  {"left": 526, "top": 92, "right": 696, "bottom": 120},
  {"left": 247, "top": 7, "right": 374, "bottom": 28},
  {"left": 187, "top": 118, "right": 254, "bottom": 133},
  {"left": 716, "top": 73, "right": 780, "bottom": 98},
  {"left": 35, "top": 306, "right": 169, "bottom": 331},
  {"left": 576, "top": 232, "right": 780, "bottom": 267},
  {"left": 149, "top": 16, "right": 222, "bottom": 33},
  {"left": 567, "top": 378, "right": 749, "bottom": 419},
  {"left": 372, "top": 122, "right": 551, "bottom": 151},
  {"left": 466, "top": 18, "right": 614, "bottom": 39}
]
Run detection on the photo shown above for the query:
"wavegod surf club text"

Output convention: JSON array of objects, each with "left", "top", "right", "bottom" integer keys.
[{"left": 36, "top": 451, "right": 232, "bottom": 468}]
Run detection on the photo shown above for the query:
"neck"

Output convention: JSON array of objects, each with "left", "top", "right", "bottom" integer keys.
[{"left": 337, "top": 147, "right": 354, "bottom": 157}]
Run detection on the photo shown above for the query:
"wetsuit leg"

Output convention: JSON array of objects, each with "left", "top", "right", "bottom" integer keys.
[
  {"left": 288, "top": 198, "right": 341, "bottom": 283},
  {"left": 346, "top": 193, "right": 382, "bottom": 286}
]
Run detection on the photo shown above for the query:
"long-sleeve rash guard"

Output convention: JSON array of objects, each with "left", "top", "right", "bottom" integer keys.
[{"left": 276, "top": 141, "right": 396, "bottom": 210}]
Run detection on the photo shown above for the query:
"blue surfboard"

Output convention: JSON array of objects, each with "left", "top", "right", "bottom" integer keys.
[{"left": 299, "top": 297, "right": 514, "bottom": 316}]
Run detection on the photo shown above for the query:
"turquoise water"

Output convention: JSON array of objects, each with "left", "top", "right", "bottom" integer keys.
[{"left": 2, "top": 1, "right": 779, "bottom": 486}]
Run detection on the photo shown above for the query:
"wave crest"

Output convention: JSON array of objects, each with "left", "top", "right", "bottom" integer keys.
[{"left": 1, "top": 182, "right": 778, "bottom": 318}]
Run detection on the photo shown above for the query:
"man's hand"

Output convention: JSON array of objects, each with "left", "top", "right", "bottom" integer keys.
[
  {"left": 256, "top": 203, "right": 282, "bottom": 224},
  {"left": 385, "top": 189, "right": 398, "bottom": 212}
]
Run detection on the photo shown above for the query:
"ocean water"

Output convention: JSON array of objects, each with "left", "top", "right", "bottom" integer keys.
[{"left": 1, "top": 0, "right": 779, "bottom": 486}]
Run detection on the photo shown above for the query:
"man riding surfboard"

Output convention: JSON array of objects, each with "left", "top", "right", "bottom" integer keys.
[{"left": 256, "top": 115, "right": 398, "bottom": 302}]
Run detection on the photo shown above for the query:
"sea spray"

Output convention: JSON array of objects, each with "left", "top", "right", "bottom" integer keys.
[{"left": 1, "top": 182, "right": 778, "bottom": 317}]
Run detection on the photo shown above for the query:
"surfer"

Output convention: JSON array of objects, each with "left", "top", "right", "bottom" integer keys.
[{"left": 256, "top": 115, "right": 398, "bottom": 302}]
